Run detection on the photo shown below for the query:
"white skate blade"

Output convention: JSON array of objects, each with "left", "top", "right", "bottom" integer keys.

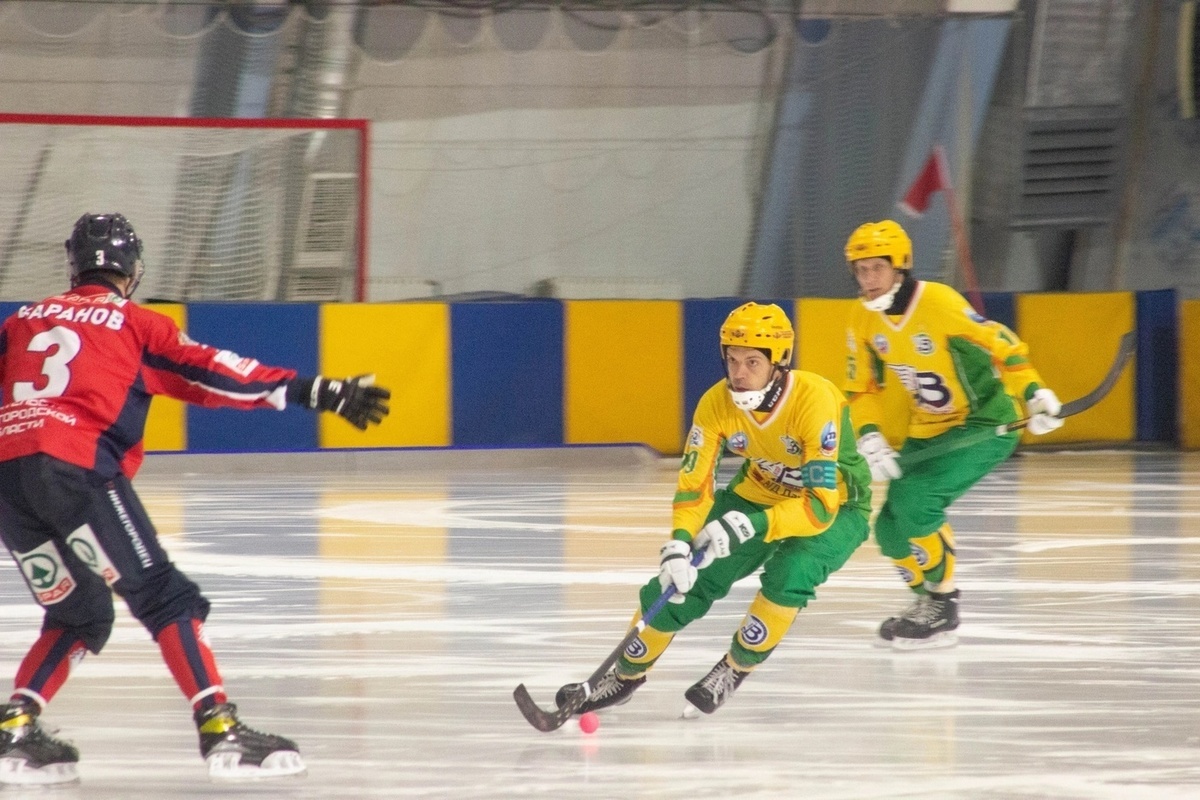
[
  {"left": 680, "top": 703, "right": 701, "bottom": 720},
  {"left": 207, "top": 749, "right": 307, "bottom": 781},
  {"left": 890, "top": 631, "right": 958, "bottom": 651},
  {"left": 0, "top": 756, "right": 80, "bottom": 786}
]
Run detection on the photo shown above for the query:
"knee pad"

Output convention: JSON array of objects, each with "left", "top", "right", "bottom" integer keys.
[
  {"left": 873, "top": 507, "right": 915, "bottom": 561},
  {"left": 13, "top": 540, "right": 115, "bottom": 654},
  {"left": 45, "top": 614, "right": 114, "bottom": 655},
  {"left": 120, "top": 563, "right": 211, "bottom": 637},
  {"left": 730, "top": 593, "right": 798, "bottom": 669}
]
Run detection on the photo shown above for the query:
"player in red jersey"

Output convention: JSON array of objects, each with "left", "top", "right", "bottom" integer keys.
[{"left": 0, "top": 213, "right": 390, "bottom": 785}]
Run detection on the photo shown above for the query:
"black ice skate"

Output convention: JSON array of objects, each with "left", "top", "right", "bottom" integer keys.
[
  {"left": 683, "top": 656, "right": 748, "bottom": 715},
  {"left": 886, "top": 590, "right": 960, "bottom": 650},
  {"left": 877, "top": 594, "right": 927, "bottom": 642},
  {"left": 555, "top": 670, "right": 646, "bottom": 714},
  {"left": 195, "top": 702, "right": 306, "bottom": 780},
  {"left": 0, "top": 700, "right": 79, "bottom": 786}
]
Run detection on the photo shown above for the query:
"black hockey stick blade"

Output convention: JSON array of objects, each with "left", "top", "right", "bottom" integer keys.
[
  {"left": 513, "top": 682, "right": 584, "bottom": 732},
  {"left": 512, "top": 549, "right": 706, "bottom": 732},
  {"left": 899, "top": 331, "right": 1135, "bottom": 470},
  {"left": 512, "top": 623, "right": 640, "bottom": 732}
]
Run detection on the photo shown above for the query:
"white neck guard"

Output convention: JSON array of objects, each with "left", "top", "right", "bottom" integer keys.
[{"left": 861, "top": 277, "right": 903, "bottom": 312}]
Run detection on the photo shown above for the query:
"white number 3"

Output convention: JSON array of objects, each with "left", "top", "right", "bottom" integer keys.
[{"left": 13, "top": 326, "right": 82, "bottom": 400}]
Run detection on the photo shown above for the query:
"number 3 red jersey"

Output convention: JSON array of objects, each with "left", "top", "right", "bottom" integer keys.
[{"left": 0, "top": 282, "right": 298, "bottom": 478}]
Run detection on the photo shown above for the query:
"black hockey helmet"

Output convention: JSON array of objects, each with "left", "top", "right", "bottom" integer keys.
[{"left": 65, "top": 213, "right": 144, "bottom": 296}]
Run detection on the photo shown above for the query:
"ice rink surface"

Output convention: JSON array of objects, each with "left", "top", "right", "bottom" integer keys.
[{"left": 1, "top": 447, "right": 1198, "bottom": 800}]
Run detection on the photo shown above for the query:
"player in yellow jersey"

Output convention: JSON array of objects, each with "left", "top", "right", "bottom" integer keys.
[
  {"left": 556, "top": 302, "right": 873, "bottom": 716},
  {"left": 843, "top": 220, "right": 1063, "bottom": 650}
]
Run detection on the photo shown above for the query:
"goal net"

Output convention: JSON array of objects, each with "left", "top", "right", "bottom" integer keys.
[{"left": 0, "top": 114, "right": 367, "bottom": 303}]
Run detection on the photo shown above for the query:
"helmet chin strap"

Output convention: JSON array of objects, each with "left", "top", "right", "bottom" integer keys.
[{"left": 861, "top": 276, "right": 904, "bottom": 312}]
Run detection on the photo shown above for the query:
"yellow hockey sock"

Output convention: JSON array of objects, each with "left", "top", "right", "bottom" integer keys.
[
  {"left": 616, "top": 609, "right": 675, "bottom": 676},
  {"left": 911, "top": 524, "right": 956, "bottom": 591},
  {"left": 730, "top": 593, "right": 798, "bottom": 668}
]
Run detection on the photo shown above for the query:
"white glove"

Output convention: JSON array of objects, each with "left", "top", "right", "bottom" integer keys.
[
  {"left": 658, "top": 539, "right": 697, "bottom": 603},
  {"left": 693, "top": 510, "right": 759, "bottom": 569},
  {"left": 1026, "top": 387, "right": 1064, "bottom": 435},
  {"left": 857, "top": 431, "right": 902, "bottom": 482}
]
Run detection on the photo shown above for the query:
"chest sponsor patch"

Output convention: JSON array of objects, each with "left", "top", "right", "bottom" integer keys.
[
  {"left": 912, "top": 333, "right": 934, "bottom": 355},
  {"left": 780, "top": 435, "right": 801, "bottom": 456},
  {"left": 728, "top": 432, "right": 748, "bottom": 453},
  {"left": 873, "top": 334, "right": 889, "bottom": 355}
]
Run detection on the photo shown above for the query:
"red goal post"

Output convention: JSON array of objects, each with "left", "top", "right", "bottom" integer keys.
[{"left": 0, "top": 113, "right": 369, "bottom": 303}]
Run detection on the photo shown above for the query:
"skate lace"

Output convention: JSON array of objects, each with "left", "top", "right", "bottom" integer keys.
[
  {"left": 901, "top": 595, "right": 939, "bottom": 625},
  {"left": 590, "top": 671, "right": 626, "bottom": 701},
  {"left": 698, "top": 662, "right": 740, "bottom": 701}
]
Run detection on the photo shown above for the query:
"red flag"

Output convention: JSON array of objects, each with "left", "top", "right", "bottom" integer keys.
[{"left": 898, "top": 145, "right": 951, "bottom": 217}]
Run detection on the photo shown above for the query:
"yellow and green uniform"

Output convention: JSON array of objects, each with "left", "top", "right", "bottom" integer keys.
[
  {"left": 843, "top": 280, "right": 1049, "bottom": 591},
  {"left": 617, "top": 370, "right": 872, "bottom": 677}
]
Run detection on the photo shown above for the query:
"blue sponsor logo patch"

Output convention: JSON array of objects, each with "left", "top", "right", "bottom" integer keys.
[
  {"left": 873, "top": 334, "right": 889, "bottom": 355},
  {"left": 624, "top": 636, "right": 648, "bottom": 659},
  {"left": 739, "top": 614, "right": 769, "bottom": 647},
  {"left": 820, "top": 421, "right": 837, "bottom": 455},
  {"left": 729, "top": 432, "right": 748, "bottom": 453},
  {"left": 912, "top": 333, "right": 934, "bottom": 356}
]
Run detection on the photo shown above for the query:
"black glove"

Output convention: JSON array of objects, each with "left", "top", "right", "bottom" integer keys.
[{"left": 287, "top": 374, "right": 390, "bottom": 430}]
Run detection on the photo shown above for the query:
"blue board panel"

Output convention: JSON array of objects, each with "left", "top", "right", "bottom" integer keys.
[
  {"left": 450, "top": 300, "right": 563, "bottom": 447},
  {"left": 185, "top": 303, "right": 319, "bottom": 452},
  {"left": 1136, "top": 289, "right": 1178, "bottom": 443},
  {"left": 980, "top": 291, "right": 1016, "bottom": 332},
  {"left": 683, "top": 299, "right": 746, "bottom": 426}
]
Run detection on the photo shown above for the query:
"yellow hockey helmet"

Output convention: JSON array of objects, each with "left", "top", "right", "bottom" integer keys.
[
  {"left": 719, "top": 302, "right": 794, "bottom": 367},
  {"left": 844, "top": 220, "right": 913, "bottom": 270}
]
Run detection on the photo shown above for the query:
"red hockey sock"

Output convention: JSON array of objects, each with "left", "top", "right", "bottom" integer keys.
[
  {"left": 156, "top": 619, "right": 228, "bottom": 710},
  {"left": 12, "top": 629, "right": 88, "bottom": 709}
]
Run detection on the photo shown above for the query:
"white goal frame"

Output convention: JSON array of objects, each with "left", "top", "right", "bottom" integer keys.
[{"left": 0, "top": 113, "right": 369, "bottom": 302}]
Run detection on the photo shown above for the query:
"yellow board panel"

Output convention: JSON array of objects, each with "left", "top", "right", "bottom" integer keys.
[
  {"left": 564, "top": 300, "right": 682, "bottom": 455},
  {"left": 1015, "top": 292, "right": 1135, "bottom": 444},
  {"left": 143, "top": 303, "right": 186, "bottom": 452},
  {"left": 319, "top": 303, "right": 450, "bottom": 448},
  {"left": 1181, "top": 300, "right": 1200, "bottom": 448},
  {"left": 795, "top": 298, "right": 910, "bottom": 448}
]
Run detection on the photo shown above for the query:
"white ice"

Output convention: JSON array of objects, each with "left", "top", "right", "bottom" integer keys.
[{"left": 1, "top": 448, "right": 1198, "bottom": 799}]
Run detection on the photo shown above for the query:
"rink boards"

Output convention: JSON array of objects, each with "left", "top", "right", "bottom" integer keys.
[{"left": 0, "top": 289, "right": 1188, "bottom": 454}]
